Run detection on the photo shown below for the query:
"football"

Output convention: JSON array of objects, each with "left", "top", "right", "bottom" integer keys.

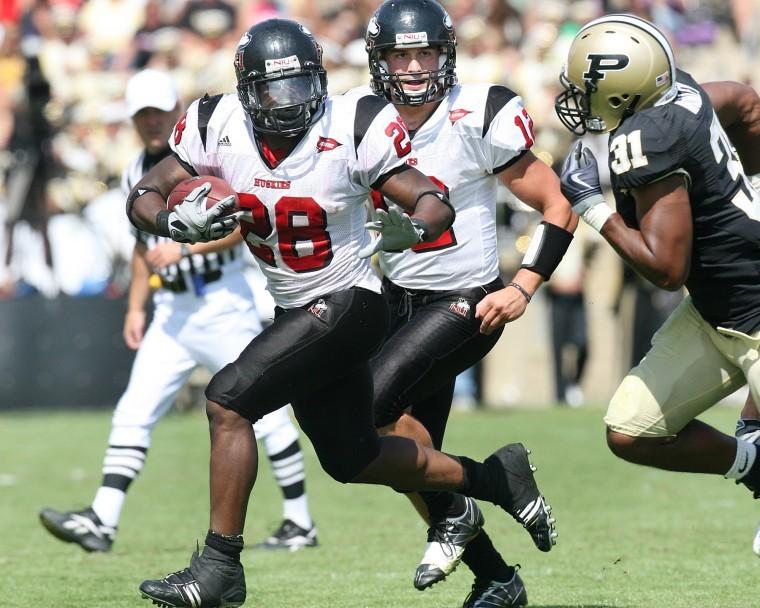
[{"left": 167, "top": 175, "right": 239, "bottom": 214}]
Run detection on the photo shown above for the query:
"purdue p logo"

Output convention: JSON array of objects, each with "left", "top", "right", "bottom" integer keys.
[{"left": 583, "top": 54, "right": 629, "bottom": 81}]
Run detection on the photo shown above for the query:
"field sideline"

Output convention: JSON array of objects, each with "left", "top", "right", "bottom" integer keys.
[{"left": 1, "top": 405, "right": 756, "bottom": 607}]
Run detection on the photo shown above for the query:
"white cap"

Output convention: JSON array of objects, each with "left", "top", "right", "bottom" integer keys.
[{"left": 125, "top": 69, "right": 179, "bottom": 117}]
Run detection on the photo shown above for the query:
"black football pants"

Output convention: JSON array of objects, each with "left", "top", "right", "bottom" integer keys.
[{"left": 206, "top": 286, "right": 389, "bottom": 482}]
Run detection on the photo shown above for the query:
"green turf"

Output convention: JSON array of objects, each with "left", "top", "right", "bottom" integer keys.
[{"left": 1, "top": 405, "right": 756, "bottom": 607}]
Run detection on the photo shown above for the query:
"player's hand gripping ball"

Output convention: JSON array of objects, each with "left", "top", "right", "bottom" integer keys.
[{"left": 166, "top": 176, "right": 240, "bottom": 243}]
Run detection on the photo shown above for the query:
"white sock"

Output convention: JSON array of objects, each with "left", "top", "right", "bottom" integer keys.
[
  {"left": 92, "top": 486, "right": 127, "bottom": 528},
  {"left": 725, "top": 439, "right": 757, "bottom": 480},
  {"left": 283, "top": 495, "right": 312, "bottom": 530}
]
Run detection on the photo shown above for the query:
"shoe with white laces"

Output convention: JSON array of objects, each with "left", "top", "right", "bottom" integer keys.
[
  {"left": 254, "top": 519, "right": 318, "bottom": 552},
  {"left": 139, "top": 545, "right": 246, "bottom": 608},
  {"left": 413, "top": 497, "right": 484, "bottom": 590},
  {"left": 39, "top": 506, "right": 115, "bottom": 553},
  {"left": 462, "top": 570, "right": 528, "bottom": 608},
  {"left": 486, "top": 443, "right": 557, "bottom": 552}
]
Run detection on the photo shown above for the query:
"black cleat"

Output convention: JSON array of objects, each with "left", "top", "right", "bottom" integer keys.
[
  {"left": 486, "top": 443, "right": 557, "bottom": 551},
  {"left": 414, "top": 497, "right": 484, "bottom": 590},
  {"left": 139, "top": 545, "right": 246, "bottom": 608},
  {"left": 253, "top": 519, "right": 318, "bottom": 552},
  {"left": 39, "top": 506, "right": 114, "bottom": 553},
  {"left": 462, "top": 570, "right": 528, "bottom": 608}
]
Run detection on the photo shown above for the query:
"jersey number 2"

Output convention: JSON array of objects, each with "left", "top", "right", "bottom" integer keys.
[{"left": 238, "top": 193, "right": 333, "bottom": 272}]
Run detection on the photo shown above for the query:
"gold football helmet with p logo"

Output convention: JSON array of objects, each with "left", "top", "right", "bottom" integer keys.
[{"left": 555, "top": 14, "right": 677, "bottom": 134}]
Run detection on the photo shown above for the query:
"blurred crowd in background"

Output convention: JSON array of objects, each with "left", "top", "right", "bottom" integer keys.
[{"left": 0, "top": 0, "right": 758, "bottom": 405}]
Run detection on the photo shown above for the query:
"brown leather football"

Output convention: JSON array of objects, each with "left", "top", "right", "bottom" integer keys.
[{"left": 167, "top": 176, "right": 239, "bottom": 213}]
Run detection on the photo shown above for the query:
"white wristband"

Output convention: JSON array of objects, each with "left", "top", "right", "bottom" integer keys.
[{"left": 582, "top": 202, "right": 614, "bottom": 232}]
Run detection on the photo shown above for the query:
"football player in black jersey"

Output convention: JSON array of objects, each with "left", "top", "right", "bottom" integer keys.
[{"left": 555, "top": 13, "right": 760, "bottom": 553}]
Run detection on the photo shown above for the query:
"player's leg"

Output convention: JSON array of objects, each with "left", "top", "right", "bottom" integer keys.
[
  {"left": 605, "top": 298, "right": 759, "bottom": 487},
  {"left": 252, "top": 407, "right": 317, "bottom": 550},
  {"left": 193, "top": 298, "right": 316, "bottom": 551},
  {"left": 413, "top": 391, "right": 523, "bottom": 603},
  {"left": 139, "top": 287, "right": 389, "bottom": 608},
  {"left": 372, "top": 283, "right": 552, "bottom": 595},
  {"left": 40, "top": 314, "right": 196, "bottom": 552}
]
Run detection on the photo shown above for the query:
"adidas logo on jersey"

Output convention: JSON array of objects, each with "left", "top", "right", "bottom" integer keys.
[{"left": 218, "top": 135, "right": 231, "bottom": 146}]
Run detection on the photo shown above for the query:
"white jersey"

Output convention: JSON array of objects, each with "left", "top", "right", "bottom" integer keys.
[
  {"left": 170, "top": 91, "right": 410, "bottom": 308},
  {"left": 366, "top": 83, "right": 533, "bottom": 291},
  {"left": 121, "top": 149, "right": 249, "bottom": 310}
]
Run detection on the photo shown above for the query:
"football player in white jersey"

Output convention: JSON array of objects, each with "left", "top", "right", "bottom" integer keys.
[
  {"left": 127, "top": 20, "right": 567, "bottom": 608},
  {"left": 361, "top": 1, "right": 575, "bottom": 606},
  {"left": 39, "top": 69, "right": 318, "bottom": 554}
]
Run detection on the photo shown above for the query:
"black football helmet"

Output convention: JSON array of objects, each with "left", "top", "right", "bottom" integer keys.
[
  {"left": 234, "top": 19, "right": 328, "bottom": 136},
  {"left": 366, "top": 0, "right": 457, "bottom": 106}
]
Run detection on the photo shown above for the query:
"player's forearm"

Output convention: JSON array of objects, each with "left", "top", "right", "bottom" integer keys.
[
  {"left": 127, "top": 156, "right": 192, "bottom": 234},
  {"left": 128, "top": 252, "right": 152, "bottom": 312},
  {"left": 128, "top": 189, "right": 167, "bottom": 233},
  {"left": 411, "top": 192, "right": 454, "bottom": 241},
  {"left": 600, "top": 214, "right": 689, "bottom": 290}
]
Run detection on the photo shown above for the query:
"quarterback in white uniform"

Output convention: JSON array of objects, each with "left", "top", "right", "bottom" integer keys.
[
  {"left": 39, "top": 69, "right": 317, "bottom": 555},
  {"left": 363, "top": 1, "right": 576, "bottom": 607},
  {"left": 127, "top": 19, "right": 555, "bottom": 608}
]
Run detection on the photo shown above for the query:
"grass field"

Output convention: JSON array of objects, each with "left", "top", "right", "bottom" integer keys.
[{"left": 1, "top": 405, "right": 757, "bottom": 607}]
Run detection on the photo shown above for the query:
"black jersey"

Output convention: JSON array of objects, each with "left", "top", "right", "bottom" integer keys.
[{"left": 611, "top": 69, "right": 760, "bottom": 333}]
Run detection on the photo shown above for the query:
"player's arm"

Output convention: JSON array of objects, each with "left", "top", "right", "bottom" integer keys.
[
  {"left": 124, "top": 241, "right": 152, "bottom": 350},
  {"left": 127, "top": 155, "right": 238, "bottom": 244},
  {"left": 127, "top": 155, "right": 192, "bottom": 233},
  {"left": 602, "top": 175, "right": 692, "bottom": 289},
  {"left": 476, "top": 93, "right": 576, "bottom": 332},
  {"left": 477, "top": 154, "right": 577, "bottom": 334},
  {"left": 494, "top": 153, "right": 576, "bottom": 298},
  {"left": 378, "top": 166, "right": 454, "bottom": 240},
  {"left": 702, "top": 81, "right": 760, "bottom": 174}
]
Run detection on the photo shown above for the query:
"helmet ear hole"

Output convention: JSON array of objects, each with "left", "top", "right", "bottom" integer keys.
[{"left": 609, "top": 96, "right": 622, "bottom": 108}]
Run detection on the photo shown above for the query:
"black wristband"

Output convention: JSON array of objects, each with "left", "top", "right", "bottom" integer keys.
[
  {"left": 520, "top": 221, "right": 573, "bottom": 280},
  {"left": 155, "top": 210, "right": 171, "bottom": 237},
  {"left": 508, "top": 282, "right": 532, "bottom": 303},
  {"left": 416, "top": 190, "right": 456, "bottom": 229},
  {"left": 126, "top": 185, "right": 162, "bottom": 228}
]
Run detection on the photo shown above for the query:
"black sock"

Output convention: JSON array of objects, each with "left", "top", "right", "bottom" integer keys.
[
  {"left": 205, "top": 530, "right": 244, "bottom": 559},
  {"left": 457, "top": 455, "right": 510, "bottom": 509},
  {"left": 419, "top": 491, "right": 464, "bottom": 520},
  {"left": 462, "top": 530, "right": 514, "bottom": 582}
]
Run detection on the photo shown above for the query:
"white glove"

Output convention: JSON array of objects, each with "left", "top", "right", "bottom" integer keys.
[
  {"left": 168, "top": 183, "right": 240, "bottom": 243},
  {"left": 358, "top": 207, "right": 426, "bottom": 259}
]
